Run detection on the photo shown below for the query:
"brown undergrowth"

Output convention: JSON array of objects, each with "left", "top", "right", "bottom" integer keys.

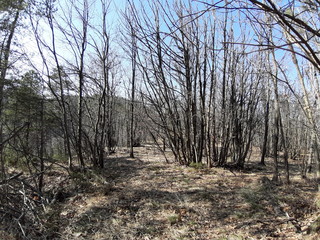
[{"left": 3, "top": 147, "right": 320, "bottom": 239}]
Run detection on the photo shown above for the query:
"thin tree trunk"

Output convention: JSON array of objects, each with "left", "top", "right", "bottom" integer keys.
[
  {"left": 270, "top": 45, "right": 280, "bottom": 183},
  {"left": 130, "top": 26, "right": 137, "bottom": 159},
  {"left": 77, "top": 0, "right": 89, "bottom": 169},
  {"left": 219, "top": 3, "right": 229, "bottom": 166},
  {"left": 279, "top": 112, "right": 290, "bottom": 184},
  {"left": 38, "top": 97, "right": 45, "bottom": 191},
  {"left": 78, "top": 69, "right": 85, "bottom": 168},
  {"left": 260, "top": 92, "right": 270, "bottom": 165}
]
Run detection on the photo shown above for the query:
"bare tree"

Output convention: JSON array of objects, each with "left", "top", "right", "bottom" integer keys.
[
  {"left": 57, "top": 0, "right": 90, "bottom": 168},
  {"left": 28, "top": 0, "right": 75, "bottom": 169},
  {"left": 86, "top": 0, "right": 113, "bottom": 168},
  {"left": 121, "top": 1, "right": 138, "bottom": 158}
]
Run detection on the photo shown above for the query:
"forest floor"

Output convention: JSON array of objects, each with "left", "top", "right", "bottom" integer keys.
[{"left": 7, "top": 146, "right": 320, "bottom": 239}]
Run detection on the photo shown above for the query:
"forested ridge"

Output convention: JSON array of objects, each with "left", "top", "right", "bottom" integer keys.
[{"left": 1, "top": 0, "right": 320, "bottom": 239}]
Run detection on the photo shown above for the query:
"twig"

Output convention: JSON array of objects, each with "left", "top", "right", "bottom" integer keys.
[
  {"left": 16, "top": 213, "right": 28, "bottom": 240},
  {"left": 0, "top": 172, "right": 23, "bottom": 185},
  {"left": 16, "top": 177, "right": 39, "bottom": 195},
  {"left": 0, "top": 122, "right": 29, "bottom": 147}
]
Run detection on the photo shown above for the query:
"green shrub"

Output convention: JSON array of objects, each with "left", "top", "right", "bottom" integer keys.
[
  {"left": 167, "top": 214, "right": 180, "bottom": 225},
  {"left": 189, "top": 162, "right": 205, "bottom": 169}
]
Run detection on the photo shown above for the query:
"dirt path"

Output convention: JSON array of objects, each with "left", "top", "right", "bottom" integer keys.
[{"left": 51, "top": 148, "right": 319, "bottom": 240}]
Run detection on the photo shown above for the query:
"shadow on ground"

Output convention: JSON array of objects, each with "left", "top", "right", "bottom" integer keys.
[{"left": 59, "top": 154, "right": 319, "bottom": 240}]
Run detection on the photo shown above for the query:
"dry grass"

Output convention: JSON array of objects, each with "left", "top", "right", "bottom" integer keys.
[{"left": 16, "top": 147, "right": 320, "bottom": 239}]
